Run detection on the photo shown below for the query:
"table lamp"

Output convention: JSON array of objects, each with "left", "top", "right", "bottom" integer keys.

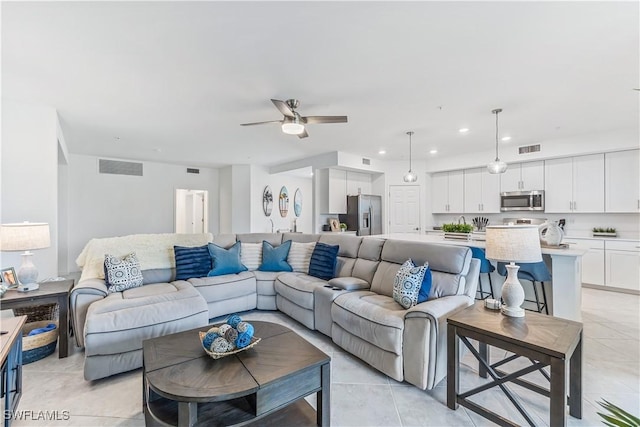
[
  {"left": 0, "top": 222, "right": 51, "bottom": 290},
  {"left": 485, "top": 225, "right": 542, "bottom": 317}
]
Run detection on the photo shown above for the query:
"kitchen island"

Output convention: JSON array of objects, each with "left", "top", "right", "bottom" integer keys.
[{"left": 373, "top": 233, "right": 586, "bottom": 322}]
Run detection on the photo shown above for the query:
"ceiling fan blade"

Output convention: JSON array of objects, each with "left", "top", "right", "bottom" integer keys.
[
  {"left": 298, "top": 129, "right": 309, "bottom": 139},
  {"left": 240, "top": 120, "right": 282, "bottom": 126},
  {"left": 302, "top": 116, "right": 348, "bottom": 124},
  {"left": 271, "top": 99, "right": 295, "bottom": 117}
]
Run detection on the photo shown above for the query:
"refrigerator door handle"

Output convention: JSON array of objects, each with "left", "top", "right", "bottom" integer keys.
[{"left": 369, "top": 207, "right": 373, "bottom": 235}]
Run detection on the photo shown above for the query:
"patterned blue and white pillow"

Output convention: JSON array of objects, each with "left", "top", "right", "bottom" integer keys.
[
  {"left": 393, "top": 259, "right": 430, "bottom": 309},
  {"left": 104, "top": 253, "right": 144, "bottom": 293}
]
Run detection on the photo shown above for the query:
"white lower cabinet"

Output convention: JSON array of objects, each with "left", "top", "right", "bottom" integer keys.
[
  {"left": 605, "top": 241, "right": 640, "bottom": 291},
  {"left": 567, "top": 238, "right": 605, "bottom": 286}
]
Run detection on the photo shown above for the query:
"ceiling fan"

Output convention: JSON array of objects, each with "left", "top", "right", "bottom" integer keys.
[{"left": 240, "top": 99, "right": 347, "bottom": 139}]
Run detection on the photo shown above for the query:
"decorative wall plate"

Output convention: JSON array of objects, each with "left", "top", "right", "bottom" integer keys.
[
  {"left": 279, "top": 186, "right": 289, "bottom": 217},
  {"left": 294, "top": 188, "right": 303, "bottom": 217},
  {"left": 262, "top": 186, "right": 273, "bottom": 216}
]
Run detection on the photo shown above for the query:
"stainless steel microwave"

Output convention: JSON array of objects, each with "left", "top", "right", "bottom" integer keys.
[{"left": 500, "top": 190, "right": 545, "bottom": 212}]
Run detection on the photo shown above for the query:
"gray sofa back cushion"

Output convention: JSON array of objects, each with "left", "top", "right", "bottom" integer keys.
[
  {"left": 336, "top": 257, "right": 356, "bottom": 277},
  {"left": 381, "top": 240, "right": 471, "bottom": 275},
  {"left": 352, "top": 258, "right": 380, "bottom": 284},
  {"left": 318, "top": 234, "right": 362, "bottom": 258},
  {"left": 370, "top": 261, "right": 400, "bottom": 297},
  {"left": 212, "top": 234, "right": 237, "bottom": 248},
  {"left": 142, "top": 268, "right": 175, "bottom": 285},
  {"left": 282, "top": 233, "right": 320, "bottom": 243},
  {"left": 358, "top": 238, "right": 385, "bottom": 261},
  {"left": 237, "top": 233, "right": 283, "bottom": 246}
]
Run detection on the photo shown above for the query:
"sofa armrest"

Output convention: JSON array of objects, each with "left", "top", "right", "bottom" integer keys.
[
  {"left": 328, "top": 277, "right": 370, "bottom": 291},
  {"left": 69, "top": 279, "right": 108, "bottom": 348},
  {"left": 403, "top": 295, "right": 473, "bottom": 390}
]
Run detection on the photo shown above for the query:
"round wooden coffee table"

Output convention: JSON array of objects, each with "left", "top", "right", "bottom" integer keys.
[{"left": 143, "top": 321, "right": 330, "bottom": 427}]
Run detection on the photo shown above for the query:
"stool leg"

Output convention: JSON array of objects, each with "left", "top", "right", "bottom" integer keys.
[
  {"left": 532, "top": 280, "right": 543, "bottom": 313},
  {"left": 540, "top": 281, "right": 549, "bottom": 315},
  {"left": 488, "top": 273, "right": 494, "bottom": 299},
  {"left": 476, "top": 275, "right": 485, "bottom": 300}
]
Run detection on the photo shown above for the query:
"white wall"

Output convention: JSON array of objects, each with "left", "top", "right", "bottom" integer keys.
[
  {"left": 219, "top": 166, "right": 232, "bottom": 233},
  {"left": 66, "top": 154, "right": 219, "bottom": 272},
  {"left": 250, "top": 165, "right": 313, "bottom": 234},
  {"left": 1, "top": 100, "right": 59, "bottom": 280}
]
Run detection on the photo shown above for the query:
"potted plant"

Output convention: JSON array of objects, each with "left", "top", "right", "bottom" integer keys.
[
  {"left": 442, "top": 223, "right": 473, "bottom": 240},
  {"left": 592, "top": 227, "right": 617, "bottom": 238},
  {"left": 339, "top": 223, "right": 348, "bottom": 232},
  {"left": 597, "top": 399, "right": 639, "bottom": 426}
]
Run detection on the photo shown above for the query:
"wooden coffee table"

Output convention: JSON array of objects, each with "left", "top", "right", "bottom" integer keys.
[{"left": 143, "top": 321, "right": 330, "bottom": 427}]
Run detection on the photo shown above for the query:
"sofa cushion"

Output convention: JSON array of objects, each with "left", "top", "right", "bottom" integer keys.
[
  {"left": 328, "top": 277, "right": 370, "bottom": 291},
  {"left": 237, "top": 233, "right": 283, "bottom": 246},
  {"left": 332, "top": 291, "right": 405, "bottom": 355},
  {"left": 381, "top": 240, "right": 471, "bottom": 275},
  {"left": 282, "top": 233, "right": 320, "bottom": 243},
  {"left": 208, "top": 242, "right": 248, "bottom": 276},
  {"left": 287, "top": 241, "right": 316, "bottom": 273},
  {"left": 318, "top": 234, "right": 362, "bottom": 258},
  {"left": 259, "top": 240, "right": 292, "bottom": 272},
  {"left": 357, "top": 238, "right": 385, "bottom": 261},
  {"left": 274, "top": 273, "right": 327, "bottom": 310},
  {"left": 308, "top": 242, "right": 339, "bottom": 280},
  {"left": 174, "top": 245, "right": 211, "bottom": 280},
  {"left": 393, "top": 260, "right": 429, "bottom": 309},
  {"left": 240, "top": 242, "right": 262, "bottom": 271},
  {"left": 104, "top": 253, "right": 143, "bottom": 293}
]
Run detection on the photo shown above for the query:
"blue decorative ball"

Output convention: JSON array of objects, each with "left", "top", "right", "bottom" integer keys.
[
  {"left": 236, "top": 332, "right": 252, "bottom": 349},
  {"left": 202, "top": 332, "right": 219, "bottom": 350},
  {"left": 227, "top": 314, "right": 242, "bottom": 328},
  {"left": 236, "top": 322, "right": 254, "bottom": 337}
]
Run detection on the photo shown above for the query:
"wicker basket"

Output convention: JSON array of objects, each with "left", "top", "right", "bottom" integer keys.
[
  {"left": 13, "top": 304, "right": 59, "bottom": 323},
  {"left": 22, "top": 321, "right": 58, "bottom": 364},
  {"left": 198, "top": 331, "right": 260, "bottom": 360}
]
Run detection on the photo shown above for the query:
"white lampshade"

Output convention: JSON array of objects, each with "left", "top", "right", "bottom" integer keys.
[
  {"left": 0, "top": 222, "right": 51, "bottom": 251},
  {"left": 485, "top": 225, "right": 542, "bottom": 263},
  {"left": 282, "top": 122, "right": 305, "bottom": 135}
]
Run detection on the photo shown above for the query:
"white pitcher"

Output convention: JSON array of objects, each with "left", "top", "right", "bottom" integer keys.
[{"left": 539, "top": 221, "right": 564, "bottom": 246}]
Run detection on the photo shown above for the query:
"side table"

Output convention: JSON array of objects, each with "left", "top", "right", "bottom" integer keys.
[
  {"left": 0, "top": 279, "right": 74, "bottom": 358},
  {"left": 1, "top": 316, "right": 27, "bottom": 427},
  {"left": 447, "top": 302, "right": 582, "bottom": 427}
]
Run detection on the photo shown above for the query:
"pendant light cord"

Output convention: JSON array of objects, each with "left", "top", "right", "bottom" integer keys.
[
  {"left": 407, "top": 131, "right": 414, "bottom": 172},
  {"left": 493, "top": 109, "right": 502, "bottom": 161}
]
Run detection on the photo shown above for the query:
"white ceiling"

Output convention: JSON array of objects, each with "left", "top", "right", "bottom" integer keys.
[{"left": 3, "top": 1, "right": 638, "bottom": 169}]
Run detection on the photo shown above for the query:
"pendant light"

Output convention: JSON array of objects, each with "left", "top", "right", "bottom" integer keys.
[
  {"left": 487, "top": 108, "right": 508, "bottom": 174},
  {"left": 403, "top": 131, "right": 418, "bottom": 182}
]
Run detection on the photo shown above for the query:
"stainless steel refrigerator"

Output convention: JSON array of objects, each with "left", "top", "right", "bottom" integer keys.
[{"left": 341, "top": 195, "right": 382, "bottom": 236}]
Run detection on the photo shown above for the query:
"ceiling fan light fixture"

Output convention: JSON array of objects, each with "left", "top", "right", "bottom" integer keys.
[
  {"left": 281, "top": 116, "right": 305, "bottom": 135},
  {"left": 403, "top": 131, "right": 418, "bottom": 183},
  {"left": 487, "top": 108, "right": 508, "bottom": 175}
]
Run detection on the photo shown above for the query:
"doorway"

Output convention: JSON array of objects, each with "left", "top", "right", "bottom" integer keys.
[
  {"left": 175, "top": 189, "right": 208, "bottom": 233},
  {"left": 388, "top": 185, "right": 421, "bottom": 233}
]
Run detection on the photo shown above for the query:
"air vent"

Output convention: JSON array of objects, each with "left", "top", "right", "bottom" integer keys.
[
  {"left": 186, "top": 168, "right": 200, "bottom": 174},
  {"left": 98, "top": 159, "right": 143, "bottom": 176},
  {"left": 362, "top": 158, "right": 371, "bottom": 165},
  {"left": 519, "top": 144, "right": 541, "bottom": 154}
]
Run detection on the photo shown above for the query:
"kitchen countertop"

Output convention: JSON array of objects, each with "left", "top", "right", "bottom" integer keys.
[{"left": 375, "top": 233, "right": 587, "bottom": 257}]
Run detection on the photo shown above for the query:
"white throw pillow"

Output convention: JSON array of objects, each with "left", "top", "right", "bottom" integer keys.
[
  {"left": 104, "top": 253, "right": 144, "bottom": 293},
  {"left": 240, "top": 242, "right": 262, "bottom": 270},
  {"left": 287, "top": 241, "right": 316, "bottom": 273}
]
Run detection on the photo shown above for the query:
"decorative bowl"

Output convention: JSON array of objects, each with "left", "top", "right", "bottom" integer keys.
[{"left": 198, "top": 331, "right": 261, "bottom": 360}]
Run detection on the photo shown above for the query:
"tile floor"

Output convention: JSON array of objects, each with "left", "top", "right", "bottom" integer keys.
[{"left": 7, "top": 287, "right": 639, "bottom": 426}]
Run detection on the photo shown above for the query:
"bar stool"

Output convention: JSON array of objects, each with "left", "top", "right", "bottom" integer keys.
[
  {"left": 497, "top": 261, "right": 551, "bottom": 314},
  {"left": 470, "top": 247, "right": 495, "bottom": 300}
]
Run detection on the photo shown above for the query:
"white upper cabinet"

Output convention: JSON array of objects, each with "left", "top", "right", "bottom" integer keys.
[
  {"left": 605, "top": 149, "right": 640, "bottom": 213},
  {"left": 545, "top": 154, "right": 604, "bottom": 213},
  {"left": 464, "top": 168, "right": 501, "bottom": 214},
  {"left": 346, "top": 171, "right": 372, "bottom": 196},
  {"left": 500, "top": 161, "right": 544, "bottom": 192},
  {"left": 431, "top": 171, "right": 464, "bottom": 213}
]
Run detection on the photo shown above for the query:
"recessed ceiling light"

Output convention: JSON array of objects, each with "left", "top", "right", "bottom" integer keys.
[
  {"left": 113, "top": 136, "right": 121, "bottom": 142},
  {"left": 430, "top": 149, "right": 438, "bottom": 154},
  {"left": 378, "top": 150, "right": 386, "bottom": 155},
  {"left": 459, "top": 128, "right": 470, "bottom": 133},
  {"left": 501, "top": 136, "right": 512, "bottom": 142}
]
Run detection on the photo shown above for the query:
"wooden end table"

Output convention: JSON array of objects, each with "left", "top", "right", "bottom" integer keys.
[
  {"left": 0, "top": 279, "right": 74, "bottom": 358},
  {"left": 1, "top": 316, "right": 27, "bottom": 427},
  {"left": 447, "top": 302, "right": 582, "bottom": 427}
]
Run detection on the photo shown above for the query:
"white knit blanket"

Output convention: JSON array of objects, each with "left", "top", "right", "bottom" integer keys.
[{"left": 76, "top": 233, "right": 213, "bottom": 282}]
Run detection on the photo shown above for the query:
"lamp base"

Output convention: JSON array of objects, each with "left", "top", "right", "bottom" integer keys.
[
  {"left": 17, "top": 251, "right": 39, "bottom": 285},
  {"left": 500, "top": 263, "right": 526, "bottom": 318}
]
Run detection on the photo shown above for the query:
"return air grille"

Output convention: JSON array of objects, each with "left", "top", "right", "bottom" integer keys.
[
  {"left": 518, "top": 144, "right": 541, "bottom": 154},
  {"left": 362, "top": 158, "right": 371, "bottom": 165},
  {"left": 186, "top": 168, "right": 200, "bottom": 174},
  {"left": 98, "top": 159, "right": 143, "bottom": 176}
]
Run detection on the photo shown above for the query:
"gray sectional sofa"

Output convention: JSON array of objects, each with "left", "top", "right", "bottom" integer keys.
[{"left": 70, "top": 232, "right": 479, "bottom": 388}]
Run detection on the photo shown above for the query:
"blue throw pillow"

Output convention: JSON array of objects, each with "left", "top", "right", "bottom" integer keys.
[
  {"left": 417, "top": 264, "right": 433, "bottom": 303},
  {"left": 174, "top": 245, "right": 212, "bottom": 280},
  {"left": 207, "top": 241, "right": 248, "bottom": 276},
  {"left": 308, "top": 242, "right": 339, "bottom": 280},
  {"left": 259, "top": 240, "right": 293, "bottom": 272}
]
